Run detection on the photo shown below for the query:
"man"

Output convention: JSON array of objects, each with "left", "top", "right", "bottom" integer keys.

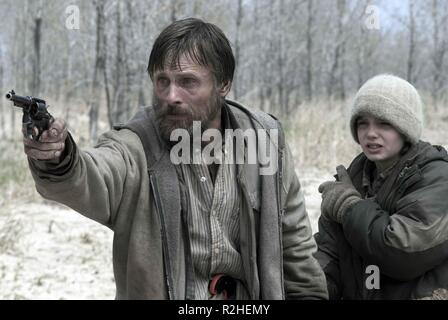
[{"left": 24, "top": 18, "right": 327, "bottom": 300}]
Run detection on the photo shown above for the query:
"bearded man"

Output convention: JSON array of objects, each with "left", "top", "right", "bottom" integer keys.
[{"left": 24, "top": 18, "right": 327, "bottom": 300}]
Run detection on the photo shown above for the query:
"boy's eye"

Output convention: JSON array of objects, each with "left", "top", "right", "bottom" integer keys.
[
  {"left": 357, "top": 121, "right": 367, "bottom": 127},
  {"left": 378, "top": 121, "right": 393, "bottom": 128}
]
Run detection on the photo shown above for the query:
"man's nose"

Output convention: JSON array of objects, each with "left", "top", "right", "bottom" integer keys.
[{"left": 166, "top": 84, "right": 182, "bottom": 105}]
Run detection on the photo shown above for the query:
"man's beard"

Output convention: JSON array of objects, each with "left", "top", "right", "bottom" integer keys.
[{"left": 153, "top": 91, "right": 224, "bottom": 146}]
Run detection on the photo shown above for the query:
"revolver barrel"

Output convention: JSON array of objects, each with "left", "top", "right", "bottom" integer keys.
[{"left": 5, "top": 90, "right": 34, "bottom": 107}]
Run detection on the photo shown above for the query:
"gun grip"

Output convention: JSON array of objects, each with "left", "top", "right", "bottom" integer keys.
[{"left": 22, "top": 113, "right": 53, "bottom": 141}]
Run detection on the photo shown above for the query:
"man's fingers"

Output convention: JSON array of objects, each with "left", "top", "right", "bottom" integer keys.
[
  {"left": 39, "top": 118, "right": 67, "bottom": 143},
  {"left": 22, "top": 117, "right": 67, "bottom": 161},
  {"left": 336, "top": 165, "right": 351, "bottom": 183},
  {"left": 40, "top": 129, "right": 50, "bottom": 141},
  {"left": 50, "top": 118, "right": 66, "bottom": 136},
  {"left": 39, "top": 130, "right": 66, "bottom": 143},
  {"left": 24, "top": 145, "right": 62, "bottom": 161},
  {"left": 23, "top": 138, "right": 65, "bottom": 152}
]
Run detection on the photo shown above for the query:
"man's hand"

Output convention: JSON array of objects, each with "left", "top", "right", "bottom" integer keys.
[
  {"left": 318, "top": 165, "right": 362, "bottom": 224},
  {"left": 23, "top": 118, "right": 68, "bottom": 161}
]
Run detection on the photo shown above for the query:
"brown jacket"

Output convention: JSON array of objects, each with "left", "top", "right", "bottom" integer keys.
[{"left": 29, "top": 101, "right": 328, "bottom": 299}]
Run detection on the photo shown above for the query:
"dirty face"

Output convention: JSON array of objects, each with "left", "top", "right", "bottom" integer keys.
[
  {"left": 152, "top": 55, "right": 230, "bottom": 144},
  {"left": 357, "top": 115, "right": 405, "bottom": 169}
]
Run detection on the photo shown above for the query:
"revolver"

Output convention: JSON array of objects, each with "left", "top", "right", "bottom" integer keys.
[{"left": 5, "top": 90, "right": 53, "bottom": 141}]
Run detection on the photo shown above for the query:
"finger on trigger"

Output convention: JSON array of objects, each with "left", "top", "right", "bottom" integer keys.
[
  {"left": 40, "top": 130, "right": 48, "bottom": 141},
  {"left": 33, "top": 126, "right": 39, "bottom": 138}
]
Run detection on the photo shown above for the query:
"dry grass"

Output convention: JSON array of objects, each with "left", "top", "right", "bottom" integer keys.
[
  {"left": 283, "top": 96, "right": 448, "bottom": 174},
  {"left": 0, "top": 214, "right": 25, "bottom": 254},
  {"left": 283, "top": 98, "right": 361, "bottom": 173},
  {"left": 0, "top": 138, "right": 41, "bottom": 204}
]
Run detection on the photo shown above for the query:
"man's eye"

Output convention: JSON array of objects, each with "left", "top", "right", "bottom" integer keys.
[
  {"left": 179, "top": 78, "right": 197, "bottom": 87},
  {"left": 157, "top": 78, "right": 170, "bottom": 87}
]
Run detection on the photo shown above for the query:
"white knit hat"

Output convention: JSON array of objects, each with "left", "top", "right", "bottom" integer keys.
[{"left": 350, "top": 74, "right": 424, "bottom": 145}]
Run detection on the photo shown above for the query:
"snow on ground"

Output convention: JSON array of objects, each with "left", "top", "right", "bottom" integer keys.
[
  {"left": 299, "top": 168, "right": 334, "bottom": 234},
  {"left": 0, "top": 203, "right": 114, "bottom": 300},
  {"left": 0, "top": 167, "right": 330, "bottom": 300}
]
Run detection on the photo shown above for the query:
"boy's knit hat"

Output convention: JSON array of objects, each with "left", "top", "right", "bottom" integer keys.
[{"left": 350, "top": 74, "right": 423, "bottom": 145}]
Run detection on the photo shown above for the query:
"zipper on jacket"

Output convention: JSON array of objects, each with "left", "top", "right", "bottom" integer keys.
[{"left": 149, "top": 173, "right": 174, "bottom": 300}]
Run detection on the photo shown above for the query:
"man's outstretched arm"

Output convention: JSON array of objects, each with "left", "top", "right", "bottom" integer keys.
[{"left": 25, "top": 118, "right": 146, "bottom": 229}]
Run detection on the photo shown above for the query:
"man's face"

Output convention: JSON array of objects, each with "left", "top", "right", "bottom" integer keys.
[
  {"left": 357, "top": 115, "right": 404, "bottom": 164},
  {"left": 153, "top": 55, "right": 228, "bottom": 144}
]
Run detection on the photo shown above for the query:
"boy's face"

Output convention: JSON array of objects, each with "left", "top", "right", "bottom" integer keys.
[{"left": 357, "top": 115, "right": 405, "bottom": 165}]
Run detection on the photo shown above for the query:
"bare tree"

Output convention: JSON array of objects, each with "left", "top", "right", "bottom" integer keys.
[
  {"left": 9, "top": 0, "right": 31, "bottom": 139},
  {"left": 137, "top": 2, "right": 150, "bottom": 108},
  {"left": 431, "top": 0, "right": 447, "bottom": 105},
  {"left": 327, "top": 0, "right": 347, "bottom": 100},
  {"left": 171, "top": 0, "right": 178, "bottom": 22},
  {"left": 305, "top": 0, "right": 314, "bottom": 101},
  {"left": 276, "top": 0, "right": 286, "bottom": 112},
  {"left": 89, "top": 0, "right": 106, "bottom": 142},
  {"left": 233, "top": 0, "right": 243, "bottom": 100},
  {"left": 31, "top": 1, "right": 43, "bottom": 96},
  {"left": 1, "top": 0, "right": 447, "bottom": 133},
  {"left": 407, "top": 0, "right": 416, "bottom": 83}
]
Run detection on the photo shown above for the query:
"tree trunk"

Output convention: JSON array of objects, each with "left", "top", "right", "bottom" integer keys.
[
  {"left": 327, "top": 0, "right": 346, "bottom": 100},
  {"left": 407, "top": 0, "right": 416, "bottom": 83},
  {"left": 233, "top": 0, "right": 243, "bottom": 100},
  {"left": 339, "top": 42, "right": 346, "bottom": 101},
  {"left": 89, "top": 0, "right": 106, "bottom": 142},
  {"left": 10, "top": 0, "right": 30, "bottom": 140},
  {"left": 171, "top": 0, "right": 177, "bottom": 22},
  {"left": 356, "top": 25, "right": 366, "bottom": 89},
  {"left": 116, "top": 1, "right": 129, "bottom": 124},
  {"left": 276, "top": 0, "right": 286, "bottom": 113},
  {"left": 124, "top": 0, "right": 134, "bottom": 121},
  {"left": 31, "top": 5, "right": 43, "bottom": 96},
  {"left": 305, "top": 0, "right": 313, "bottom": 101},
  {"left": 431, "top": 0, "right": 447, "bottom": 107}
]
